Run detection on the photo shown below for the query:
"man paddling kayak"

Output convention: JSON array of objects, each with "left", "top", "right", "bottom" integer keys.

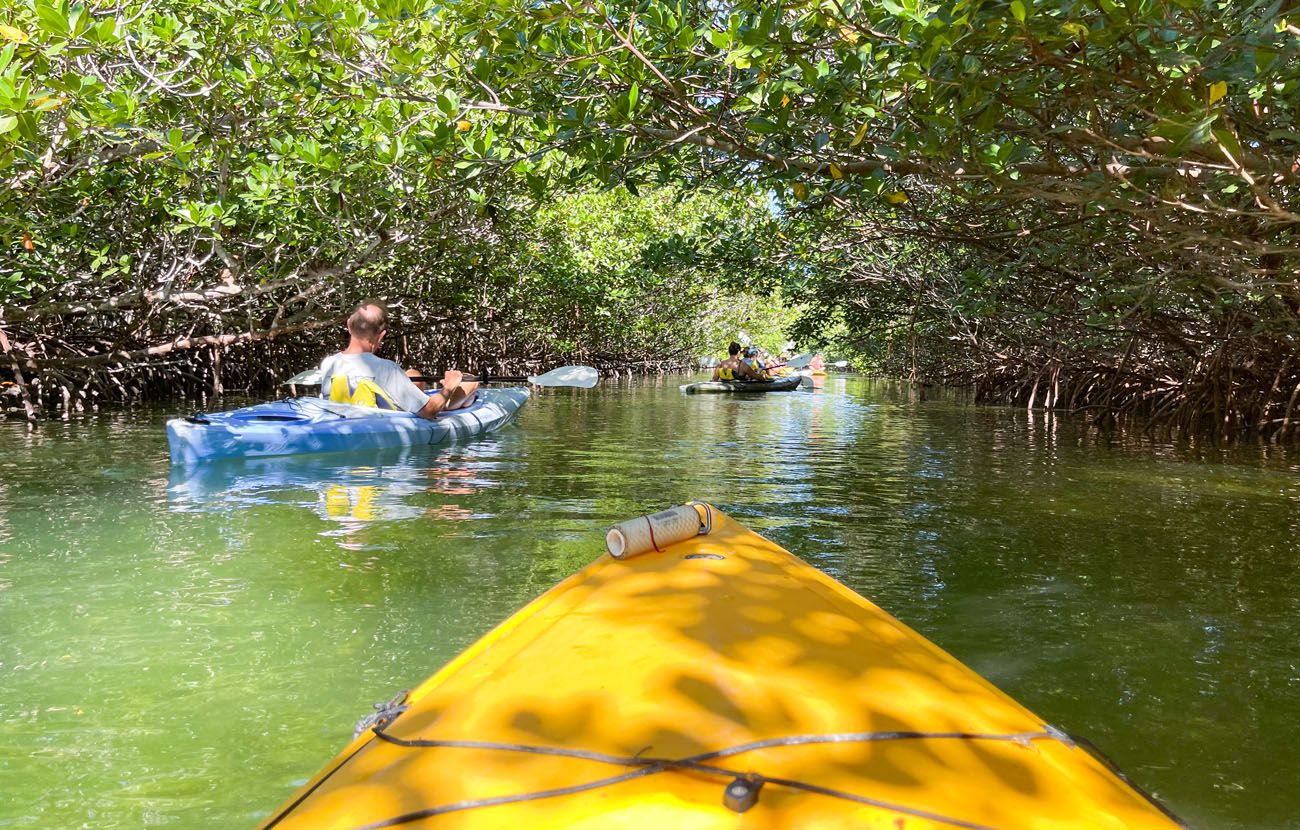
[{"left": 319, "top": 300, "right": 478, "bottom": 418}]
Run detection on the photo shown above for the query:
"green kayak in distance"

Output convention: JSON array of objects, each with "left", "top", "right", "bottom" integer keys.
[{"left": 680, "top": 376, "right": 804, "bottom": 394}]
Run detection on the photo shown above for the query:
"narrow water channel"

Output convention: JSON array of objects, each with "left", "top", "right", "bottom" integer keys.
[{"left": 1, "top": 376, "right": 1296, "bottom": 828}]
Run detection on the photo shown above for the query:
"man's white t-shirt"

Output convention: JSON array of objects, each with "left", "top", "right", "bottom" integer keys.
[{"left": 318, "top": 352, "right": 430, "bottom": 413}]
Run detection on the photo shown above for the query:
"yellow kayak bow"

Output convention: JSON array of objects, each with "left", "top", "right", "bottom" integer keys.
[{"left": 262, "top": 505, "right": 1181, "bottom": 830}]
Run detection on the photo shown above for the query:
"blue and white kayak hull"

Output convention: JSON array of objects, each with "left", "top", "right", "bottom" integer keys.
[{"left": 166, "top": 387, "right": 529, "bottom": 464}]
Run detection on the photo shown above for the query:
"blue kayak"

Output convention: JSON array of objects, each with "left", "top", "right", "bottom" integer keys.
[{"left": 166, "top": 387, "right": 529, "bottom": 465}]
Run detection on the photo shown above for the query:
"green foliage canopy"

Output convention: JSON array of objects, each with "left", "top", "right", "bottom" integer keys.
[{"left": 3, "top": 0, "right": 1298, "bottom": 434}]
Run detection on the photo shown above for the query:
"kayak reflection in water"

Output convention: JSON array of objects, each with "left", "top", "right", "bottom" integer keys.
[
  {"left": 318, "top": 299, "right": 479, "bottom": 419},
  {"left": 712, "top": 342, "right": 768, "bottom": 382}
]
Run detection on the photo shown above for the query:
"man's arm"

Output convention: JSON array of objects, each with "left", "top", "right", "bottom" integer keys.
[{"left": 416, "top": 369, "right": 463, "bottom": 419}]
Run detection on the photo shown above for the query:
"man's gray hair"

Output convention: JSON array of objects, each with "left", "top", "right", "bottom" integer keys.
[{"left": 347, "top": 299, "right": 387, "bottom": 340}]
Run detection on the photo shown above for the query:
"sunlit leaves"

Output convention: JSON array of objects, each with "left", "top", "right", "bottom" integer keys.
[
  {"left": 0, "top": 24, "right": 29, "bottom": 43},
  {"left": 0, "top": 0, "right": 504, "bottom": 305}
]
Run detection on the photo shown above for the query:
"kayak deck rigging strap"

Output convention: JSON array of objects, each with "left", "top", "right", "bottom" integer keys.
[
  {"left": 281, "top": 396, "right": 355, "bottom": 420},
  {"left": 644, "top": 514, "right": 660, "bottom": 552},
  {"left": 334, "top": 727, "right": 1069, "bottom": 830},
  {"left": 264, "top": 697, "right": 1182, "bottom": 830}
]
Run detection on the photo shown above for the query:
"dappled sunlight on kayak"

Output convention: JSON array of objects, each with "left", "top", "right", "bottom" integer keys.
[{"left": 263, "top": 510, "right": 1179, "bottom": 829}]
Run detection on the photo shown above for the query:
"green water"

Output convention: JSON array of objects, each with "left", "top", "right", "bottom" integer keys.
[{"left": 1, "top": 376, "right": 1297, "bottom": 829}]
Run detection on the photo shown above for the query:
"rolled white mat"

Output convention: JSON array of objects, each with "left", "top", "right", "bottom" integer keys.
[{"left": 606, "top": 503, "right": 710, "bottom": 559}]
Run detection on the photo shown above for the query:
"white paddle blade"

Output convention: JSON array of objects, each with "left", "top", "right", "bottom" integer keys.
[
  {"left": 527, "top": 365, "right": 599, "bottom": 388},
  {"left": 786, "top": 352, "right": 814, "bottom": 369},
  {"left": 831, "top": 360, "right": 849, "bottom": 368},
  {"left": 284, "top": 368, "right": 323, "bottom": 386}
]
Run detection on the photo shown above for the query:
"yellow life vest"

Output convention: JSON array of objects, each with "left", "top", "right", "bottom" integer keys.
[
  {"left": 717, "top": 366, "right": 736, "bottom": 381},
  {"left": 329, "top": 375, "right": 398, "bottom": 409}
]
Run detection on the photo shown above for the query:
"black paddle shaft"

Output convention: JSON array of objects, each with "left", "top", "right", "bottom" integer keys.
[{"left": 406, "top": 373, "right": 527, "bottom": 385}]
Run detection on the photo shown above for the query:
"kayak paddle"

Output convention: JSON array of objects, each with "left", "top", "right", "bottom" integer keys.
[
  {"left": 784, "top": 355, "right": 849, "bottom": 371},
  {"left": 284, "top": 365, "right": 600, "bottom": 389},
  {"left": 472, "top": 365, "right": 599, "bottom": 388},
  {"left": 284, "top": 368, "right": 324, "bottom": 385}
]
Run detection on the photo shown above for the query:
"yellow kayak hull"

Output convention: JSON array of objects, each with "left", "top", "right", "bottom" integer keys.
[{"left": 262, "top": 508, "right": 1180, "bottom": 830}]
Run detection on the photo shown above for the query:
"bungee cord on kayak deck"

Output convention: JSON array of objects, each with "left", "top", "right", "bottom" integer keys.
[
  {"left": 268, "top": 711, "right": 1182, "bottom": 830},
  {"left": 334, "top": 725, "right": 1186, "bottom": 830},
  {"left": 339, "top": 725, "right": 1022, "bottom": 830},
  {"left": 371, "top": 725, "right": 1062, "bottom": 762},
  {"left": 184, "top": 397, "right": 355, "bottom": 425},
  {"left": 281, "top": 396, "right": 354, "bottom": 420}
]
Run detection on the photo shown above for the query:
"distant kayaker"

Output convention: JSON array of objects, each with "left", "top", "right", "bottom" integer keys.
[
  {"left": 712, "top": 342, "right": 742, "bottom": 381},
  {"left": 740, "top": 346, "right": 771, "bottom": 380},
  {"left": 809, "top": 353, "right": 826, "bottom": 372},
  {"left": 319, "top": 300, "right": 478, "bottom": 417},
  {"left": 712, "top": 342, "right": 766, "bottom": 382}
]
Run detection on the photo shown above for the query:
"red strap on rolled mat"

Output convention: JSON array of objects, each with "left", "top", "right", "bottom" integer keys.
[{"left": 645, "top": 515, "right": 661, "bottom": 552}]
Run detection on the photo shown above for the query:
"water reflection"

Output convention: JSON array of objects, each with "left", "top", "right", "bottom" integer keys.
[{"left": 167, "top": 444, "right": 516, "bottom": 541}]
